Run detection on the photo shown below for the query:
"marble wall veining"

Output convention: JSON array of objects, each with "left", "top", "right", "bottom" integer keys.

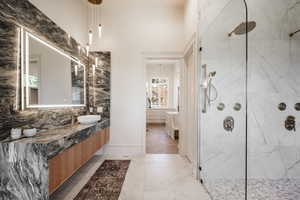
[
  {"left": 0, "top": 142, "right": 48, "bottom": 200},
  {"left": 89, "top": 52, "right": 111, "bottom": 119},
  {"left": 0, "top": 120, "right": 110, "bottom": 200},
  {"left": 0, "top": 0, "right": 111, "bottom": 141},
  {"left": 199, "top": 0, "right": 300, "bottom": 199}
]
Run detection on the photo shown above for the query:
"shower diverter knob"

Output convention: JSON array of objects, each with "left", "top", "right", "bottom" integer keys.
[
  {"left": 285, "top": 116, "right": 296, "bottom": 131},
  {"left": 224, "top": 116, "right": 234, "bottom": 132}
]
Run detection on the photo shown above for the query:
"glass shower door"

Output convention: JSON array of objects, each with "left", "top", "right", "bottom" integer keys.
[
  {"left": 247, "top": 1, "right": 300, "bottom": 199},
  {"left": 200, "top": 0, "right": 248, "bottom": 199}
]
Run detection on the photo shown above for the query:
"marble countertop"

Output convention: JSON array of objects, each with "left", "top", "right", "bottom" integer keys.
[
  {"left": 1, "top": 118, "right": 110, "bottom": 159},
  {"left": 3, "top": 119, "right": 109, "bottom": 144},
  {"left": 3, "top": 123, "right": 95, "bottom": 144}
]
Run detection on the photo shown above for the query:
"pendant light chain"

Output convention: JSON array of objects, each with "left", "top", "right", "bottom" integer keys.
[{"left": 87, "top": 0, "right": 103, "bottom": 51}]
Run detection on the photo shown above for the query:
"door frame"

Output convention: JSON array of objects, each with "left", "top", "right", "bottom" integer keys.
[{"left": 182, "top": 33, "right": 202, "bottom": 178}]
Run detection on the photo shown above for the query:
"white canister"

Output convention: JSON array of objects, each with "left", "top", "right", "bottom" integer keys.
[
  {"left": 23, "top": 128, "right": 37, "bottom": 137},
  {"left": 11, "top": 128, "right": 22, "bottom": 139}
]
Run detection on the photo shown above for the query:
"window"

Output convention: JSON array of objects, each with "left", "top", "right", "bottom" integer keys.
[{"left": 150, "top": 78, "right": 169, "bottom": 108}]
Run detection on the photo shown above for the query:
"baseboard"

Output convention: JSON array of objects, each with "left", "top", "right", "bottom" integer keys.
[
  {"left": 104, "top": 144, "right": 145, "bottom": 156},
  {"left": 95, "top": 145, "right": 106, "bottom": 155}
]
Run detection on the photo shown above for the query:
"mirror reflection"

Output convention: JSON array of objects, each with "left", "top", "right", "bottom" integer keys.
[{"left": 24, "top": 32, "right": 85, "bottom": 107}]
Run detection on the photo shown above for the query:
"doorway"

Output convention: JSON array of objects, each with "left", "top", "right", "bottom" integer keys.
[{"left": 145, "top": 60, "right": 181, "bottom": 154}]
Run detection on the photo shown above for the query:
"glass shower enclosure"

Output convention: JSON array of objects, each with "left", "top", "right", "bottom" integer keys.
[{"left": 199, "top": 0, "right": 300, "bottom": 199}]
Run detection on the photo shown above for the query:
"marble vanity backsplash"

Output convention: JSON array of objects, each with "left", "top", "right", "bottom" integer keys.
[
  {"left": 89, "top": 52, "right": 111, "bottom": 119},
  {"left": 0, "top": 0, "right": 111, "bottom": 141}
]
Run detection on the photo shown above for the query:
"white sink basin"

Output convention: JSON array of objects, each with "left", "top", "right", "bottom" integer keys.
[{"left": 78, "top": 115, "right": 101, "bottom": 125}]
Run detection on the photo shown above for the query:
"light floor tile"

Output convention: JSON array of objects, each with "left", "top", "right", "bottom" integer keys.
[{"left": 51, "top": 154, "right": 211, "bottom": 200}]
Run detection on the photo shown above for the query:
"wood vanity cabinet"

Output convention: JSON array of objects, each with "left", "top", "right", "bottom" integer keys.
[{"left": 48, "top": 128, "right": 110, "bottom": 195}]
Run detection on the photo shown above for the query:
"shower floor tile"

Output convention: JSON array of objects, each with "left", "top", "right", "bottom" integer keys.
[{"left": 205, "top": 178, "right": 300, "bottom": 200}]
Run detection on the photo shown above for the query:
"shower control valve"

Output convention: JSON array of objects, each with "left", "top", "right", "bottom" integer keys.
[
  {"left": 285, "top": 116, "right": 296, "bottom": 132},
  {"left": 224, "top": 116, "right": 234, "bottom": 132}
]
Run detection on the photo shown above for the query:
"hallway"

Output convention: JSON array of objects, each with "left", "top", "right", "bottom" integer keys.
[{"left": 146, "top": 124, "right": 178, "bottom": 154}]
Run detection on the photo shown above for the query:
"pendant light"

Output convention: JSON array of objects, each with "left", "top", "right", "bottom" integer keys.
[
  {"left": 95, "top": 57, "right": 98, "bottom": 66},
  {"left": 98, "top": 24, "right": 102, "bottom": 38},
  {"left": 87, "top": 0, "right": 103, "bottom": 48},
  {"left": 75, "top": 65, "right": 78, "bottom": 76},
  {"left": 92, "top": 64, "right": 96, "bottom": 75},
  {"left": 88, "top": 30, "right": 93, "bottom": 45},
  {"left": 86, "top": 43, "right": 90, "bottom": 56}
]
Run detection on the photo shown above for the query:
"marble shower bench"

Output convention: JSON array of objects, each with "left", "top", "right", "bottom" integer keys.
[{"left": 0, "top": 119, "right": 110, "bottom": 200}]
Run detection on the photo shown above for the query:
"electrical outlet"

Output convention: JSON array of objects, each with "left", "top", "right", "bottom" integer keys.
[{"left": 97, "top": 107, "right": 103, "bottom": 113}]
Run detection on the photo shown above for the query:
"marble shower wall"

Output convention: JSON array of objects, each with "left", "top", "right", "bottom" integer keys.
[
  {"left": 247, "top": 0, "right": 300, "bottom": 180},
  {"left": 0, "top": 0, "right": 111, "bottom": 141},
  {"left": 200, "top": 0, "right": 300, "bottom": 182},
  {"left": 199, "top": 0, "right": 300, "bottom": 199},
  {"left": 200, "top": 0, "right": 247, "bottom": 182}
]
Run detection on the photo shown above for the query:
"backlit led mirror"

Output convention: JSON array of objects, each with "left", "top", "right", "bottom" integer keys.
[{"left": 22, "top": 31, "right": 86, "bottom": 109}]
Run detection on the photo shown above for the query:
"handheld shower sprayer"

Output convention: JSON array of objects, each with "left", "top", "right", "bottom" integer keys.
[
  {"left": 201, "top": 65, "right": 218, "bottom": 113},
  {"left": 207, "top": 71, "right": 217, "bottom": 106},
  {"left": 209, "top": 71, "right": 216, "bottom": 77}
]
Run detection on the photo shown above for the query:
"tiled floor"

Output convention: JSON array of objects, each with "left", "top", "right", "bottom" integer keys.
[
  {"left": 205, "top": 178, "right": 300, "bottom": 200},
  {"left": 146, "top": 124, "right": 179, "bottom": 154},
  {"left": 51, "top": 154, "right": 211, "bottom": 200}
]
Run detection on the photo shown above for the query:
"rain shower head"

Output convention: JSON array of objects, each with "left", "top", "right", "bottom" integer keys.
[
  {"left": 228, "top": 21, "right": 257, "bottom": 37},
  {"left": 290, "top": 29, "right": 300, "bottom": 37}
]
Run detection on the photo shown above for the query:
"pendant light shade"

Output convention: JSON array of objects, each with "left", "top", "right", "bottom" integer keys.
[
  {"left": 95, "top": 57, "right": 98, "bottom": 66},
  {"left": 88, "top": 30, "right": 93, "bottom": 45},
  {"left": 98, "top": 24, "right": 102, "bottom": 38},
  {"left": 86, "top": 43, "right": 90, "bottom": 56},
  {"left": 74, "top": 65, "right": 78, "bottom": 76}
]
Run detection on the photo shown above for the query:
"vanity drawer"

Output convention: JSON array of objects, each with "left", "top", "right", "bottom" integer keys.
[{"left": 48, "top": 128, "right": 109, "bottom": 195}]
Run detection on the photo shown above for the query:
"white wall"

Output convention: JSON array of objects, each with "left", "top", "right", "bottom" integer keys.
[
  {"left": 29, "top": 0, "right": 88, "bottom": 46},
  {"left": 181, "top": 0, "right": 201, "bottom": 175},
  {"left": 28, "top": 0, "right": 185, "bottom": 155},
  {"left": 184, "top": 0, "right": 199, "bottom": 45},
  {"left": 92, "top": 0, "right": 184, "bottom": 155}
]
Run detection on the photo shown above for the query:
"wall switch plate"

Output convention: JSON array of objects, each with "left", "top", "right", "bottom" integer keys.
[{"left": 97, "top": 107, "right": 103, "bottom": 113}]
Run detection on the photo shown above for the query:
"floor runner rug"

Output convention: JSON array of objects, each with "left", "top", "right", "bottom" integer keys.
[{"left": 74, "top": 160, "right": 131, "bottom": 200}]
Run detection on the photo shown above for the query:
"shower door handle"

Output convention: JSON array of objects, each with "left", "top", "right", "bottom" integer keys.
[{"left": 201, "top": 64, "right": 208, "bottom": 113}]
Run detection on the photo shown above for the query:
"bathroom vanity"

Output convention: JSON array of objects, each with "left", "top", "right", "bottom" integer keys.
[
  {"left": 0, "top": 119, "right": 110, "bottom": 199},
  {"left": 0, "top": 1, "right": 111, "bottom": 199},
  {"left": 47, "top": 121, "right": 110, "bottom": 194}
]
